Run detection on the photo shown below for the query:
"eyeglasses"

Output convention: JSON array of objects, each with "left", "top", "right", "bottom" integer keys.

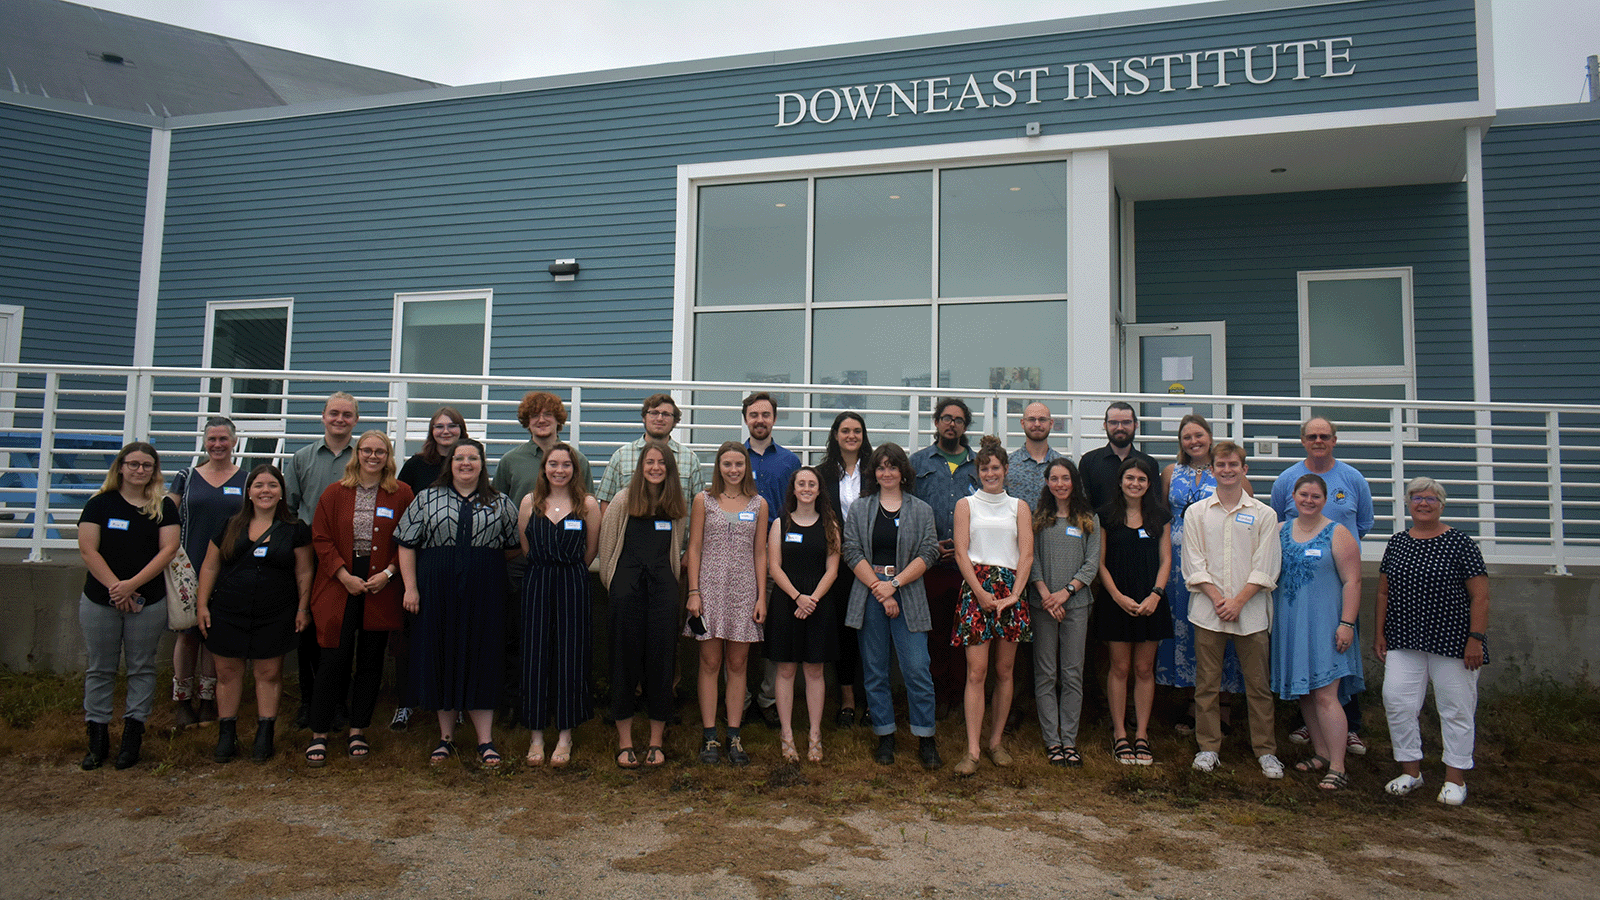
[
  {"left": 121, "top": 460, "right": 155, "bottom": 471},
  {"left": 937, "top": 415, "right": 967, "bottom": 425},
  {"left": 358, "top": 448, "right": 388, "bottom": 457},
  {"left": 1409, "top": 496, "right": 1442, "bottom": 507},
  {"left": 644, "top": 409, "right": 676, "bottom": 419},
  {"left": 1304, "top": 433, "right": 1334, "bottom": 442}
]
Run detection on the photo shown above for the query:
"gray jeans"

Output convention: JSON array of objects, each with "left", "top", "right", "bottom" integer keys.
[
  {"left": 80, "top": 594, "right": 166, "bottom": 723},
  {"left": 1032, "top": 600, "right": 1090, "bottom": 747}
]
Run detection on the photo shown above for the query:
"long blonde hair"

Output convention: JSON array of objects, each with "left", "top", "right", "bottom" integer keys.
[
  {"left": 340, "top": 430, "right": 400, "bottom": 492},
  {"left": 98, "top": 442, "right": 168, "bottom": 520}
]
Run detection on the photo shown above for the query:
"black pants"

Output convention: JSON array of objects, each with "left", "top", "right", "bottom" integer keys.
[
  {"left": 608, "top": 562, "right": 679, "bottom": 723},
  {"left": 310, "top": 558, "right": 389, "bottom": 733}
]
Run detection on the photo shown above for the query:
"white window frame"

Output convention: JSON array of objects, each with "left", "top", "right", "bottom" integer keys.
[
  {"left": 201, "top": 298, "right": 293, "bottom": 446},
  {"left": 0, "top": 305, "right": 22, "bottom": 433},
  {"left": 1297, "top": 267, "right": 1416, "bottom": 437},
  {"left": 389, "top": 289, "right": 493, "bottom": 445}
]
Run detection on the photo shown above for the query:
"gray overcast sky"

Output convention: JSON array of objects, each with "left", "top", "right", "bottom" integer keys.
[{"left": 77, "top": 0, "right": 1597, "bottom": 110}]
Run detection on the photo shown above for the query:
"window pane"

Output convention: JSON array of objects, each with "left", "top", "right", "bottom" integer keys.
[
  {"left": 696, "top": 181, "right": 807, "bottom": 306},
  {"left": 1307, "top": 277, "right": 1404, "bottom": 368},
  {"left": 400, "top": 296, "right": 486, "bottom": 421},
  {"left": 694, "top": 310, "right": 806, "bottom": 448},
  {"left": 815, "top": 172, "right": 932, "bottom": 303},
  {"left": 1309, "top": 382, "right": 1408, "bottom": 426},
  {"left": 939, "top": 301, "right": 1068, "bottom": 416},
  {"left": 209, "top": 307, "right": 286, "bottom": 417},
  {"left": 940, "top": 162, "right": 1070, "bottom": 298},
  {"left": 813, "top": 306, "right": 931, "bottom": 436}
]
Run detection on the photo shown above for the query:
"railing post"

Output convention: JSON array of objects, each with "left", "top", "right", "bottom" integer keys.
[
  {"left": 27, "top": 371, "right": 60, "bottom": 563},
  {"left": 568, "top": 385, "right": 582, "bottom": 447},
  {"left": 1475, "top": 407, "right": 1495, "bottom": 546},
  {"left": 1547, "top": 410, "right": 1569, "bottom": 576},
  {"left": 1390, "top": 405, "right": 1406, "bottom": 538}
]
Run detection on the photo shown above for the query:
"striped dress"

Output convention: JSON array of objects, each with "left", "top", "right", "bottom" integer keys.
[{"left": 519, "top": 511, "right": 593, "bottom": 730}]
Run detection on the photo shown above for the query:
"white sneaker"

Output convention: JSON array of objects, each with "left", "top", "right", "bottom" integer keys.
[
  {"left": 1437, "top": 781, "right": 1468, "bottom": 806},
  {"left": 1192, "top": 750, "right": 1219, "bottom": 772},
  {"left": 1258, "top": 754, "right": 1285, "bottom": 779},
  {"left": 1385, "top": 772, "right": 1424, "bottom": 795}
]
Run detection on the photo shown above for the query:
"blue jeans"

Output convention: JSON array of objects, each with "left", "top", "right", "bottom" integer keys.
[
  {"left": 856, "top": 579, "right": 936, "bottom": 738},
  {"left": 79, "top": 594, "right": 166, "bottom": 723}
]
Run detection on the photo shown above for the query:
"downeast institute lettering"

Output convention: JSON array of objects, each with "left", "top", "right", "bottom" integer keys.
[{"left": 775, "top": 37, "right": 1356, "bottom": 127}]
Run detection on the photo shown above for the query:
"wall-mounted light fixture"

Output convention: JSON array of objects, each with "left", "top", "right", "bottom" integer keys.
[{"left": 549, "top": 259, "right": 579, "bottom": 281}]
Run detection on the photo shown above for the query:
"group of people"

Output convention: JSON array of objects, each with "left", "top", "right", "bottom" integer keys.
[{"left": 74, "top": 391, "right": 1492, "bottom": 804}]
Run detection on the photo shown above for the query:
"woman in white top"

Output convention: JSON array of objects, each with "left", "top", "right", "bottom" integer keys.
[{"left": 950, "top": 435, "right": 1034, "bottom": 776}]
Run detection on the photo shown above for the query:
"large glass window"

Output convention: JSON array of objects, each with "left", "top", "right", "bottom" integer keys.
[
  {"left": 394, "top": 291, "right": 489, "bottom": 429},
  {"left": 940, "top": 162, "right": 1070, "bottom": 299},
  {"left": 814, "top": 171, "right": 933, "bottom": 303},
  {"left": 1299, "top": 268, "right": 1415, "bottom": 428},
  {"left": 696, "top": 181, "right": 807, "bottom": 306},
  {"left": 205, "top": 299, "right": 290, "bottom": 462},
  {"left": 692, "top": 309, "right": 806, "bottom": 447},
  {"left": 939, "top": 301, "right": 1068, "bottom": 413}
]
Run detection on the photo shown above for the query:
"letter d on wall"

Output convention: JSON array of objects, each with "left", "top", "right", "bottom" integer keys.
[{"left": 775, "top": 92, "right": 807, "bottom": 127}]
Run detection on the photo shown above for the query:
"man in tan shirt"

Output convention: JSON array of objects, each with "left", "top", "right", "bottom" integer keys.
[{"left": 1181, "top": 441, "right": 1283, "bottom": 779}]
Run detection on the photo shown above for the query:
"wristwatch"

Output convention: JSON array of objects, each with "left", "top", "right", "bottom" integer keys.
[{"left": 889, "top": 577, "right": 901, "bottom": 589}]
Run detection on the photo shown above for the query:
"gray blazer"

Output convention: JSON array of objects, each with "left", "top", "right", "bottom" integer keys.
[{"left": 842, "top": 493, "right": 940, "bottom": 633}]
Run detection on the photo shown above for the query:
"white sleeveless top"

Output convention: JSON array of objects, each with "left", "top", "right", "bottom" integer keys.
[{"left": 966, "top": 489, "right": 1020, "bottom": 570}]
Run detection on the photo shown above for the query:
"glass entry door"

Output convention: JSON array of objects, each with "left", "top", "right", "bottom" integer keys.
[{"left": 1123, "top": 321, "right": 1226, "bottom": 435}]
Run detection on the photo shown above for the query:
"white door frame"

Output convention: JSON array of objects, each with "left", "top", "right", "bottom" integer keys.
[{"left": 1123, "top": 320, "right": 1228, "bottom": 435}]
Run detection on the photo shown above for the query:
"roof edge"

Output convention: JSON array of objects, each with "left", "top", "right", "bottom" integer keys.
[{"left": 1492, "top": 102, "right": 1600, "bottom": 126}]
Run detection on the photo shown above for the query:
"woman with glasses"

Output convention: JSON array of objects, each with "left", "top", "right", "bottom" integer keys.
[
  {"left": 167, "top": 415, "right": 246, "bottom": 729},
  {"left": 392, "top": 406, "right": 470, "bottom": 728},
  {"left": 303, "top": 432, "right": 414, "bottom": 766},
  {"left": 1376, "top": 477, "right": 1490, "bottom": 806},
  {"left": 76, "top": 443, "right": 180, "bottom": 770}
]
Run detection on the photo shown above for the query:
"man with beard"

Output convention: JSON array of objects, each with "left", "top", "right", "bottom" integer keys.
[
  {"left": 910, "top": 398, "right": 980, "bottom": 719},
  {"left": 1079, "top": 402, "right": 1158, "bottom": 511}
]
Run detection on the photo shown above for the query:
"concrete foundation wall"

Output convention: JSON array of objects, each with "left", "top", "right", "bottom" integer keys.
[{"left": 4, "top": 554, "right": 1593, "bottom": 690}]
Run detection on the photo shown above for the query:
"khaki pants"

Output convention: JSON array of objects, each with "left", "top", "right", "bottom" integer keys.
[{"left": 1194, "top": 626, "right": 1275, "bottom": 758}]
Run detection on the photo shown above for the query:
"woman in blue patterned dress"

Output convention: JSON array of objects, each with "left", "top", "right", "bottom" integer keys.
[
  {"left": 396, "top": 438, "right": 521, "bottom": 768},
  {"left": 1273, "top": 473, "right": 1364, "bottom": 790},
  {"left": 1157, "top": 414, "right": 1244, "bottom": 731},
  {"left": 517, "top": 443, "right": 600, "bottom": 768}
]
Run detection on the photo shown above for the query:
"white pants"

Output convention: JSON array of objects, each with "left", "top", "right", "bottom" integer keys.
[{"left": 1381, "top": 648, "right": 1478, "bottom": 770}]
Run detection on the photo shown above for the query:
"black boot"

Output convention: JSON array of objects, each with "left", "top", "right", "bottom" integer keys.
[
  {"left": 918, "top": 736, "right": 942, "bottom": 771},
  {"left": 252, "top": 717, "right": 277, "bottom": 762},
  {"left": 114, "top": 717, "right": 145, "bottom": 770},
  {"left": 81, "top": 721, "right": 110, "bottom": 771},
  {"left": 214, "top": 717, "right": 238, "bottom": 763},
  {"left": 873, "top": 733, "right": 896, "bottom": 765}
]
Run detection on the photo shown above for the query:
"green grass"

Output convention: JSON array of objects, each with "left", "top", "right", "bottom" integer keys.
[{"left": 0, "top": 670, "right": 80, "bottom": 729}]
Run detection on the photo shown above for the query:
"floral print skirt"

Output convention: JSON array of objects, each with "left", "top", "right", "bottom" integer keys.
[{"left": 951, "top": 564, "right": 1031, "bottom": 646}]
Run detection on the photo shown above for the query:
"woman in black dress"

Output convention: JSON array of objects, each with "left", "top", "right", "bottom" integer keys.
[
  {"left": 1095, "top": 456, "right": 1172, "bottom": 766},
  {"left": 198, "top": 464, "right": 313, "bottom": 763},
  {"left": 516, "top": 443, "right": 600, "bottom": 768},
  {"left": 766, "top": 466, "right": 841, "bottom": 763},
  {"left": 817, "top": 412, "right": 870, "bottom": 727},
  {"left": 396, "top": 438, "right": 520, "bottom": 768}
]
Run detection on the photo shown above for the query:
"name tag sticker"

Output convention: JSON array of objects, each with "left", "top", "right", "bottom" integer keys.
[
  {"left": 738, "top": 511, "right": 756, "bottom": 522},
  {"left": 654, "top": 520, "right": 673, "bottom": 531},
  {"left": 1137, "top": 528, "right": 1150, "bottom": 539},
  {"left": 1305, "top": 548, "right": 1323, "bottom": 557},
  {"left": 376, "top": 507, "right": 394, "bottom": 519},
  {"left": 107, "top": 518, "right": 130, "bottom": 531},
  {"left": 564, "top": 519, "right": 583, "bottom": 531},
  {"left": 1235, "top": 512, "right": 1256, "bottom": 525},
  {"left": 894, "top": 518, "right": 900, "bottom": 527},
  {"left": 785, "top": 532, "right": 803, "bottom": 543},
  {"left": 223, "top": 486, "right": 242, "bottom": 496},
  {"left": 253, "top": 546, "right": 269, "bottom": 558},
  {"left": 1065, "top": 526, "right": 1083, "bottom": 538}
]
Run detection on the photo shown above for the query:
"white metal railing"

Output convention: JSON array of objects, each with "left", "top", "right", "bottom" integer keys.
[{"left": 1, "top": 363, "right": 1595, "bottom": 571}]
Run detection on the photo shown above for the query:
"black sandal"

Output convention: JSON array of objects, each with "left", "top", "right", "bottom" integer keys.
[
  {"left": 1046, "top": 744, "right": 1067, "bottom": 767},
  {"left": 304, "top": 739, "right": 328, "bottom": 768},
  {"left": 429, "top": 738, "right": 455, "bottom": 765},
  {"left": 616, "top": 747, "right": 640, "bottom": 769},
  {"left": 644, "top": 745, "right": 666, "bottom": 767},
  {"left": 477, "top": 742, "right": 502, "bottom": 768},
  {"left": 1318, "top": 770, "right": 1349, "bottom": 791},
  {"left": 347, "top": 734, "right": 370, "bottom": 761},
  {"left": 1295, "top": 754, "right": 1329, "bottom": 773},
  {"left": 1113, "top": 736, "right": 1137, "bottom": 765},
  {"left": 1062, "top": 746, "right": 1083, "bottom": 768},
  {"left": 1132, "top": 737, "right": 1154, "bottom": 766}
]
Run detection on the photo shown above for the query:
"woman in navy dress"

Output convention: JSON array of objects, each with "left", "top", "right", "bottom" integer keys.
[
  {"left": 396, "top": 438, "right": 521, "bottom": 768},
  {"left": 517, "top": 443, "right": 600, "bottom": 768}
]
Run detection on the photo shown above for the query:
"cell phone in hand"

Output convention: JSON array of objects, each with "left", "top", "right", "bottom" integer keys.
[{"left": 686, "top": 615, "right": 707, "bottom": 636}]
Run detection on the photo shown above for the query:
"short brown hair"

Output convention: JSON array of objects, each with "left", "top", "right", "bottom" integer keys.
[
  {"left": 741, "top": 391, "right": 777, "bottom": 417},
  {"left": 864, "top": 443, "right": 914, "bottom": 495},
  {"left": 1211, "top": 440, "right": 1246, "bottom": 464},
  {"left": 517, "top": 391, "right": 568, "bottom": 429},
  {"left": 640, "top": 393, "right": 680, "bottom": 422}
]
